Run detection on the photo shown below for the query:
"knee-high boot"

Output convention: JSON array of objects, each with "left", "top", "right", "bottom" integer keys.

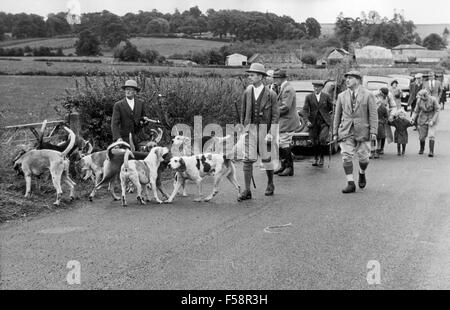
[
  {"left": 428, "top": 140, "right": 435, "bottom": 157},
  {"left": 274, "top": 148, "right": 286, "bottom": 174},
  {"left": 279, "top": 147, "right": 293, "bottom": 176},
  {"left": 238, "top": 162, "right": 253, "bottom": 201}
]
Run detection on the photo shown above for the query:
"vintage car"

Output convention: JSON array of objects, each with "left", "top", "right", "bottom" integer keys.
[{"left": 290, "top": 80, "right": 340, "bottom": 155}]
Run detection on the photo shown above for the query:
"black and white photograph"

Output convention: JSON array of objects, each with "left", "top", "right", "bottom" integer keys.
[{"left": 1, "top": 0, "right": 450, "bottom": 295}]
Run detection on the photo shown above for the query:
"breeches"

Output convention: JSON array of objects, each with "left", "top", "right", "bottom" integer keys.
[{"left": 339, "top": 137, "right": 371, "bottom": 163}]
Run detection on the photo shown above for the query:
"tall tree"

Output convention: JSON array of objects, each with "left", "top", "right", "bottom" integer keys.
[
  {"left": 75, "top": 29, "right": 101, "bottom": 56},
  {"left": 423, "top": 33, "right": 447, "bottom": 50},
  {"left": 305, "top": 17, "right": 321, "bottom": 38}
]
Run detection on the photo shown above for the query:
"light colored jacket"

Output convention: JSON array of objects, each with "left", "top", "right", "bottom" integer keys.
[
  {"left": 333, "top": 87, "right": 378, "bottom": 142},
  {"left": 278, "top": 81, "right": 300, "bottom": 133},
  {"left": 424, "top": 79, "right": 442, "bottom": 100},
  {"left": 412, "top": 96, "right": 440, "bottom": 126}
]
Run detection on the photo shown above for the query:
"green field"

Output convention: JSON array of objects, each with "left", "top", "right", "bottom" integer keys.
[
  {"left": 128, "top": 37, "right": 229, "bottom": 57},
  {"left": 0, "top": 36, "right": 230, "bottom": 58},
  {"left": 1, "top": 37, "right": 78, "bottom": 50}
]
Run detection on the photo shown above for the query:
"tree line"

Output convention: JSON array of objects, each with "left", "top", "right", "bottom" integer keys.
[
  {"left": 334, "top": 10, "right": 448, "bottom": 50},
  {"left": 0, "top": 7, "right": 320, "bottom": 45}
]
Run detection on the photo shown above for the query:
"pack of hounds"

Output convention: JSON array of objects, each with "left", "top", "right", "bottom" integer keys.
[{"left": 12, "top": 121, "right": 243, "bottom": 206}]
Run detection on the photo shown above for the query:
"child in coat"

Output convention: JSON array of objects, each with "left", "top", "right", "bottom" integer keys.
[
  {"left": 374, "top": 96, "right": 389, "bottom": 158},
  {"left": 388, "top": 110, "right": 413, "bottom": 156}
]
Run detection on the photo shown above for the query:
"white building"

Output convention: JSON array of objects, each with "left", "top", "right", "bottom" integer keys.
[{"left": 225, "top": 53, "right": 247, "bottom": 66}]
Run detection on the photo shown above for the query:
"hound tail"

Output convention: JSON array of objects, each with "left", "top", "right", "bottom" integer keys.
[
  {"left": 123, "top": 149, "right": 135, "bottom": 170},
  {"left": 106, "top": 141, "right": 131, "bottom": 161},
  {"left": 61, "top": 127, "right": 76, "bottom": 157}
]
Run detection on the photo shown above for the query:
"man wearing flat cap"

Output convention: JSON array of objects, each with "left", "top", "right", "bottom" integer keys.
[
  {"left": 333, "top": 71, "right": 378, "bottom": 194},
  {"left": 237, "top": 63, "right": 279, "bottom": 201},
  {"left": 272, "top": 69, "right": 300, "bottom": 176},
  {"left": 408, "top": 73, "right": 424, "bottom": 119},
  {"left": 303, "top": 80, "right": 333, "bottom": 167},
  {"left": 111, "top": 79, "right": 151, "bottom": 145}
]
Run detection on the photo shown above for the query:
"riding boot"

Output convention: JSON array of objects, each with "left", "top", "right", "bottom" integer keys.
[
  {"left": 397, "top": 143, "right": 401, "bottom": 156},
  {"left": 419, "top": 140, "right": 425, "bottom": 155},
  {"left": 279, "top": 147, "right": 293, "bottom": 176},
  {"left": 274, "top": 148, "right": 286, "bottom": 174},
  {"left": 312, "top": 145, "right": 319, "bottom": 166},
  {"left": 428, "top": 140, "right": 435, "bottom": 157},
  {"left": 265, "top": 170, "right": 274, "bottom": 196},
  {"left": 238, "top": 162, "right": 253, "bottom": 202}
]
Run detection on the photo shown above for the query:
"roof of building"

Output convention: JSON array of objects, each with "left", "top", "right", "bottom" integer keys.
[{"left": 392, "top": 44, "right": 426, "bottom": 50}]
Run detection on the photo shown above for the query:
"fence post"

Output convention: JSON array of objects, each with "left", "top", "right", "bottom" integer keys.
[{"left": 67, "top": 112, "right": 81, "bottom": 136}]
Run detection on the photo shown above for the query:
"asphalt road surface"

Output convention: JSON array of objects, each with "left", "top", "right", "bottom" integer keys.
[{"left": 1, "top": 107, "right": 450, "bottom": 290}]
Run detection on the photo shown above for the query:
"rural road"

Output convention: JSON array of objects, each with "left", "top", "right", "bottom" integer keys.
[{"left": 1, "top": 106, "right": 450, "bottom": 290}]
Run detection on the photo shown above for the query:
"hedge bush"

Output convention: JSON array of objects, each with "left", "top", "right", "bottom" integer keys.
[{"left": 60, "top": 73, "right": 244, "bottom": 148}]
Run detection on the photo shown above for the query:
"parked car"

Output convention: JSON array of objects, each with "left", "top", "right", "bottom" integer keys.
[
  {"left": 290, "top": 80, "right": 340, "bottom": 155},
  {"left": 362, "top": 75, "right": 393, "bottom": 93}
]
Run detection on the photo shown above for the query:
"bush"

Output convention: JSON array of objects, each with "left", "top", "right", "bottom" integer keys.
[
  {"left": 301, "top": 53, "right": 318, "bottom": 65},
  {"left": 114, "top": 40, "right": 141, "bottom": 62},
  {"left": 76, "top": 30, "right": 101, "bottom": 56},
  {"left": 60, "top": 74, "right": 244, "bottom": 148}
]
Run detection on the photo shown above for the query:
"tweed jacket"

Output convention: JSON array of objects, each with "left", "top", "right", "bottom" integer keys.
[
  {"left": 277, "top": 81, "right": 300, "bottom": 133},
  {"left": 303, "top": 91, "right": 333, "bottom": 127},
  {"left": 424, "top": 79, "right": 442, "bottom": 100},
  {"left": 412, "top": 96, "right": 440, "bottom": 126},
  {"left": 408, "top": 82, "right": 424, "bottom": 107},
  {"left": 241, "top": 85, "right": 279, "bottom": 132},
  {"left": 333, "top": 86, "right": 378, "bottom": 142},
  {"left": 111, "top": 98, "right": 146, "bottom": 142}
]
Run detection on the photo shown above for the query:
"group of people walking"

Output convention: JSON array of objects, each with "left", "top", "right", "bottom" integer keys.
[{"left": 110, "top": 65, "right": 444, "bottom": 201}]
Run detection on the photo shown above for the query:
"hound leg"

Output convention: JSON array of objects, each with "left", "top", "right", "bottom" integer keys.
[
  {"left": 227, "top": 166, "right": 241, "bottom": 195},
  {"left": 144, "top": 184, "right": 152, "bottom": 202},
  {"left": 120, "top": 173, "right": 128, "bottom": 206},
  {"left": 150, "top": 177, "right": 163, "bottom": 204},
  {"left": 167, "top": 172, "right": 183, "bottom": 203},
  {"left": 194, "top": 178, "right": 203, "bottom": 202},
  {"left": 129, "top": 174, "right": 145, "bottom": 205},
  {"left": 51, "top": 173, "right": 63, "bottom": 206},
  {"left": 63, "top": 171, "right": 76, "bottom": 201},
  {"left": 109, "top": 175, "right": 121, "bottom": 201},
  {"left": 24, "top": 174, "right": 32, "bottom": 198}
]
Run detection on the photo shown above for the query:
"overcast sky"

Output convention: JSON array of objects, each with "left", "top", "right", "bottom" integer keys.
[{"left": 2, "top": 0, "right": 450, "bottom": 24}]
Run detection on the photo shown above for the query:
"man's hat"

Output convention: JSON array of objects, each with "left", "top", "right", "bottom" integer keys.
[
  {"left": 266, "top": 69, "right": 274, "bottom": 78},
  {"left": 246, "top": 63, "right": 267, "bottom": 76},
  {"left": 344, "top": 70, "right": 363, "bottom": 80},
  {"left": 414, "top": 73, "right": 423, "bottom": 78},
  {"left": 312, "top": 80, "right": 325, "bottom": 87},
  {"left": 273, "top": 69, "right": 287, "bottom": 79},
  {"left": 121, "top": 79, "right": 140, "bottom": 92},
  {"left": 380, "top": 87, "right": 389, "bottom": 95}
]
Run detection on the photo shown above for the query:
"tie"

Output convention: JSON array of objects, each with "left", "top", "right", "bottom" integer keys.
[{"left": 351, "top": 91, "right": 356, "bottom": 111}]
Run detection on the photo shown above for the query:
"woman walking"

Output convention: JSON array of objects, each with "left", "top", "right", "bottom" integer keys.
[{"left": 411, "top": 89, "right": 440, "bottom": 157}]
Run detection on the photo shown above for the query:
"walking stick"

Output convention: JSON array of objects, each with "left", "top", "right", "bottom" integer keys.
[
  {"left": 328, "top": 72, "right": 340, "bottom": 168},
  {"left": 234, "top": 99, "right": 256, "bottom": 189}
]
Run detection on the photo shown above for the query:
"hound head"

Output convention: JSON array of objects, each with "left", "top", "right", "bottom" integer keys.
[
  {"left": 169, "top": 156, "right": 186, "bottom": 171},
  {"left": 75, "top": 155, "right": 93, "bottom": 180},
  {"left": 172, "top": 135, "right": 191, "bottom": 147},
  {"left": 11, "top": 145, "right": 31, "bottom": 175},
  {"left": 153, "top": 146, "right": 170, "bottom": 163}
]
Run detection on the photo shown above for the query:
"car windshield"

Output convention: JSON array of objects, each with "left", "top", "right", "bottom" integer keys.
[
  {"left": 295, "top": 91, "right": 312, "bottom": 109},
  {"left": 366, "top": 81, "right": 388, "bottom": 91}
]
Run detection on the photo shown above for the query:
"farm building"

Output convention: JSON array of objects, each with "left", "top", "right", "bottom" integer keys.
[
  {"left": 414, "top": 50, "right": 449, "bottom": 64},
  {"left": 354, "top": 45, "right": 394, "bottom": 67},
  {"left": 225, "top": 53, "right": 247, "bottom": 66},
  {"left": 326, "top": 48, "right": 351, "bottom": 65},
  {"left": 392, "top": 44, "right": 426, "bottom": 63},
  {"left": 248, "top": 52, "right": 302, "bottom": 68}
]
